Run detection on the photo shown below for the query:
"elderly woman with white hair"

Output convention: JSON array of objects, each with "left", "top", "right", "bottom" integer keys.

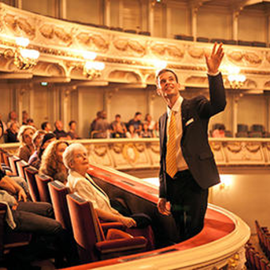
[{"left": 63, "top": 143, "right": 152, "bottom": 229}]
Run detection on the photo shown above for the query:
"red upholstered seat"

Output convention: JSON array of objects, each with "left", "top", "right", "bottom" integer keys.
[
  {"left": 16, "top": 160, "right": 29, "bottom": 179},
  {"left": 8, "top": 156, "right": 20, "bottom": 175},
  {"left": 24, "top": 166, "right": 39, "bottom": 202},
  {"left": 35, "top": 174, "right": 52, "bottom": 202},
  {"left": 0, "top": 149, "right": 10, "bottom": 167},
  {"left": 48, "top": 181, "right": 71, "bottom": 231},
  {"left": 0, "top": 203, "right": 31, "bottom": 260},
  {"left": 67, "top": 193, "right": 147, "bottom": 263}
]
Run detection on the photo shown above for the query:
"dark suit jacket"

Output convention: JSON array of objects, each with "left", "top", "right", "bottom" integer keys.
[{"left": 159, "top": 73, "right": 226, "bottom": 199}]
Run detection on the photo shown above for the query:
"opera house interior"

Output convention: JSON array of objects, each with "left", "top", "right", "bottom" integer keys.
[{"left": 1, "top": 0, "right": 270, "bottom": 269}]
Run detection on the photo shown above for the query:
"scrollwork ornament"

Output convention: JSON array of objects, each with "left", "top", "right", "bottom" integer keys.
[
  {"left": 226, "top": 142, "right": 242, "bottom": 153},
  {"left": 112, "top": 143, "right": 122, "bottom": 154},
  {"left": 94, "top": 145, "right": 107, "bottom": 157},
  {"left": 122, "top": 144, "right": 139, "bottom": 164}
]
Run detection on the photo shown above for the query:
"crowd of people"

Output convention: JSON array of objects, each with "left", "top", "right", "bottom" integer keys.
[
  {"left": 0, "top": 118, "right": 157, "bottom": 268},
  {"left": 0, "top": 110, "right": 160, "bottom": 145}
]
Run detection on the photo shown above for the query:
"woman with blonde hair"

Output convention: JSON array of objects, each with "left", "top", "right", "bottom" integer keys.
[
  {"left": 17, "top": 125, "right": 36, "bottom": 162},
  {"left": 39, "top": 140, "right": 69, "bottom": 184}
]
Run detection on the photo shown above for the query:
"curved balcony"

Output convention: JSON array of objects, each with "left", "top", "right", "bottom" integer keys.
[{"left": 63, "top": 163, "right": 250, "bottom": 270}]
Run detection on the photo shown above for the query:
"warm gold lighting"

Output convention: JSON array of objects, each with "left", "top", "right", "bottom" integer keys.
[
  {"left": 82, "top": 51, "right": 105, "bottom": 79},
  {"left": 4, "top": 37, "right": 40, "bottom": 70},
  {"left": 226, "top": 66, "right": 246, "bottom": 89}
]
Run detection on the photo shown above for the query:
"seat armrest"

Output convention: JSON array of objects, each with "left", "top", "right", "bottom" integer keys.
[{"left": 95, "top": 236, "right": 147, "bottom": 254}]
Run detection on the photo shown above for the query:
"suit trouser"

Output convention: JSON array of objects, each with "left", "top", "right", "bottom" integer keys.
[{"left": 167, "top": 170, "right": 208, "bottom": 241}]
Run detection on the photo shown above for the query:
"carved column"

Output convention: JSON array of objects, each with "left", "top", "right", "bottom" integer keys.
[
  {"left": 119, "top": 0, "right": 123, "bottom": 28},
  {"left": 63, "top": 88, "right": 71, "bottom": 131},
  {"left": 59, "top": 0, "right": 67, "bottom": 19},
  {"left": 147, "top": 90, "right": 156, "bottom": 117},
  {"left": 148, "top": 0, "right": 155, "bottom": 35},
  {"left": 232, "top": 93, "right": 242, "bottom": 137},
  {"left": 191, "top": 6, "right": 198, "bottom": 40},
  {"left": 165, "top": 3, "right": 171, "bottom": 38},
  {"left": 232, "top": 11, "right": 239, "bottom": 41},
  {"left": 104, "top": 0, "right": 111, "bottom": 27}
]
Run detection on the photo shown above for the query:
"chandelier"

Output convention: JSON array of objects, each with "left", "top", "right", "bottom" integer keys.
[{"left": 4, "top": 37, "right": 40, "bottom": 70}]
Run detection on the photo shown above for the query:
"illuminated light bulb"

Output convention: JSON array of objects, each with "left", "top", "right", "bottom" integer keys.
[
  {"left": 16, "top": 37, "right": 29, "bottom": 47},
  {"left": 83, "top": 51, "right": 97, "bottom": 60},
  {"left": 84, "top": 61, "right": 95, "bottom": 70},
  {"left": 94, "top": 62, "right": 105, "bottom": 71},
  {"left": 20, "top": 49, "right": 40, "bottom": 59},
  {"left": 153, "top": 60, "right": 167, "bottom": 69}
]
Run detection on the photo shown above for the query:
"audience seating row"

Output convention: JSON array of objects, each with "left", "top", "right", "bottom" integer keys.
[
  {"left": 174, "top": 35, "right": 268, "bottom": 47},
  {"left": 0, "top": 148, "right": 152, "bottom": 264},
  {"left": 255, "top": 220, "right": 270, "bottom": 261},
  {"left": 245, "top": 241, "right": 270, "bottom": 270}
]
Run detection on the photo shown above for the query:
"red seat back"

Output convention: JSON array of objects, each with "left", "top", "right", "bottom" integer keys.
[
  {"left": 16, "top": 160, "right": 29, "bottom": 179},
  {"left": 24, "top": 166, "right": 39, "bottom": 202},
  {"left": 8, "top": 156, "right": 20, "bottom": 175},
  {"left": 35, "top": 174, "right": 52, "bottom": 202},
  {"left": 67, "top": 193, "right": 105, "bottom": 263},
  {"left": 49, "top": 181, "right": 71, "bottom": 231}
]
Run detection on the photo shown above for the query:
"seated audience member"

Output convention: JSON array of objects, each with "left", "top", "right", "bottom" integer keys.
[
  {"left": 141, "top": 122, "right": 153, "bottom": 138},
  {"left": 212, "top": 124, "right": 226, "bottom": 138},
  {"left": 22, "top": 110, "right": 29, "bottom": 125},
  {"left": 63, "top": 143, "right": 151, "bottom": 228},
  {"left": 7, "top": 110, "right": 20, "bottom": 129},
  {"left": 0, "top": 163, "right": 29, "bottom": 196},
  {"left": 17, "top": 125, "right": 36, "bottom": 162},
  {"left": 128, "top": 112, "right": 143, "bottom": 135},
  {"left": 5, "top": 122, "right": 19, "bottom": 143},
  {"left": 153, "top": 122, "right": 160, "bottom": 138},
  {"left": 40, "top": 140, "right": 69, "bottom": 184},
  {"left": 145, "top": 113, "right": 155, "bottom": 131},
  {"left": 0, "top": 114, "right": 6, "bottom": 144},
  {"left": 54, "top": 120, "right": 68, "bottom": 139},
  {"left": 126, "top": 124, "right": 139, "bottom": 139},
  {"left": 91, "top": 110, "right": 110, "bottom": 139},
  {"left": 41, "top": 121, "right": 52, "bottom": 132},
  {"left": 110, "top": 114, "right": 127, "bottom": 138},
  {"left": 26, "top": 118, "right": 35, "bottom": 128},
  {"left": 0, "top": 171, "right": 78, "bottom": 268},
  {"left": 89, "top": 111, "right": 101, "bottom": 137},
  {"left": 32, "top": 130, "right": 46, "bottom": 150},
  {"left": 29, "top": 133, "right": 56, "bottom": 169},
  {"left": 67, "top": 120, "right": 79, "bottom": 140}
]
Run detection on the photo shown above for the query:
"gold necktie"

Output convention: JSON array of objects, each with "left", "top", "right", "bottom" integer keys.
[{"left": 166, "top": 111, "right": 178, "bottom": 178}]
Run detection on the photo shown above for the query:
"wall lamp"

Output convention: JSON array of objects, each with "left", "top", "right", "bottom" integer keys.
[
  {"left": 82, "top": 51, "right": 105, "bottom": 79},
  {"left": 227, "top": 66, "right": 246, "bottom": 89},
  {"left": 4, "top": 37, "right": 40, "bottom": 70}
]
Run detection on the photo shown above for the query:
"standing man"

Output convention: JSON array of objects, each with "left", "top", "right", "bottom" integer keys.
[{"left": 156, "top": 43, "right": 226, "bottom": 241}]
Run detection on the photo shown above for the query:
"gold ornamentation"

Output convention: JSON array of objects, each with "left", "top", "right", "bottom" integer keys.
[
  {"left": 226, "top": 142, "right": 242, "bottom": 153},
  {"left": 94, "top": 145, "right": 107, "bottom": 157},
  {"left": 113, "top": 39, "right": 145, "bottom": 56},
  {"left": 150, "top": 144, "right": 160, "bottom": 153},
  {"left": 112, "top": 144, "right": 122, "bottom": 154},
  {"left": 227, "top": 51, "right": 244, "bottom": 62},
  {"left": 4, "top": 14, "right": 35, "bottom": 38},
  {"left": 54, "top": 27, "right": 72, "bottom": 44},
  {"left": 122, "top": 144, "right": 139, "bottom": 164},
  {"left": 134, "top": 143, "right": 145, "bottom": 152},
  {"left": 151, "top": 44, "right": 184, "bottom": 59},
  {"left": 210, "top": 142, "right": 222, "bottom": 151},
  {"left": 244, "top": 52, "right": 262, "bottom": 65},
  {"left": 188, "top": 47, "right": 205, "bottom": 59},
  {"left": 246, "top": 143, "right": 260, "bottom": 153},
  {"left": 39, "top": 24, "right": 54, "bottom": 39},
  {"left": 77, "top": 33, "right": 109, "bottom": 51}
]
